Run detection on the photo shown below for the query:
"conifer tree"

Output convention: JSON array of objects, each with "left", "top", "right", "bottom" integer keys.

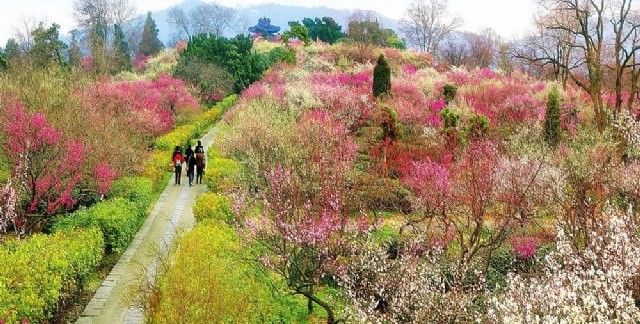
[
  {"left": 544, "top": 85, "right": 561, "bottom": 147},
  {"left": 373, "top": 54, "right": 391, "bottom": 97},
  {"left": 68, "top": 30, "right": 83, "bottom": 67},
  {"left": 112, "top": 24, "right": 132, "bottom": 72},
  {"left": 139, "top": 11, "right": 164, "bottom": 56}
]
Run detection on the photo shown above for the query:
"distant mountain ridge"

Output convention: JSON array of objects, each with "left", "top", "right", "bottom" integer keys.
[{"left": 149, "top": 0, "right": 400, "bottom": 44}]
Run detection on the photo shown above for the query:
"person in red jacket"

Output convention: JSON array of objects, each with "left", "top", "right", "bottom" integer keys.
[{"left": 172, "top": 146, "right": 185, "bottom": 185}]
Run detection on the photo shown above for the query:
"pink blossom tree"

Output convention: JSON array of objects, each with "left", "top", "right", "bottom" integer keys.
[
  {"left": 1, "top": 99, "right": 86, "bottom": 229},
  {"left": 236, "top": 111, "right": 363, "bottom": 323},
  {"left": 404, "top": 140, "right": 545, "bottom": 281}
]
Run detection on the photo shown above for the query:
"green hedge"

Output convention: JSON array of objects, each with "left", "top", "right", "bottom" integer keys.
[
  {"left": 110, "top": 176, "right": 154, "bottom": 215},
  {"left": 54, "top": 198, "right": 143, "bottom": 254},
  {"left": 204, "top": 148, "right": 241, "bottom": 193},
  {"left": 146, "top": 220, "right": 273, "bottom": 323},
  {"left": 193, "top": 192, "right": 233, "bottom": 224},
  {"left": 0, "top": 229, "right": 104, "bottom": 323}
]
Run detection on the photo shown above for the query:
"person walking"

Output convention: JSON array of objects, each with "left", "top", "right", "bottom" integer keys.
[
  {"left": 172, "top": 146, "right": 185, "bottom": 185},
  {"left": 185, "top": 144, "right": 195, "bottom": 161},
  {"left": 195, "top": 150, "right": 205, "bottom": 184},
  {"left": 187, "top": 153, "right": 197, "bottom": 186},
  {"left": 195, "top": 140, "right": 204, "bottom": 154}
]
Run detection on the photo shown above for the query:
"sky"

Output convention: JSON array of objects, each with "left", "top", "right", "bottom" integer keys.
[{"left": 0, "top": 0, "right": 537, "bottom": 46}]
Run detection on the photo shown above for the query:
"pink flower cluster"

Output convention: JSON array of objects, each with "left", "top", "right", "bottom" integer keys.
[{"left": 510, "top": 236, "right": 541, "bottom": 259}]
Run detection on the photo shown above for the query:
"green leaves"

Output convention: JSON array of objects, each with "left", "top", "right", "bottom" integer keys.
[
  {"left": 0, "top": 229, "right": 103, "bottom": 322},
  {"left": 177, "top": 34, "right": 269, "bottom": 93}
]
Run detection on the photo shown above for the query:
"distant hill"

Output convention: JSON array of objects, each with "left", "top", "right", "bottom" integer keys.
[{"left": 148, "top": 0, "right": 400, "bottom": 45}]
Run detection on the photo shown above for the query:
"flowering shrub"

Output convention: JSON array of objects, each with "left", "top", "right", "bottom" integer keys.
[
  {"left": 84, "top": 74, "right": 199, "bottom": 137},
  {"left": 490, "top": 206, "right": 640, "bottom": 322},
  {"left": 337, "top": 237, "right": 483, "bottom": 323},
  {"left": 510, "top": 236, "right": 541, "bottom": 259}
]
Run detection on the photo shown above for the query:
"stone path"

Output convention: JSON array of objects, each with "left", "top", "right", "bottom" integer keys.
[{"left": 76, "top": 126, "right": 219, "bottom": 324}]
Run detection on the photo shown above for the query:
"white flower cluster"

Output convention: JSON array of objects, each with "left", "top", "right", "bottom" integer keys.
[
  {"left": 0, "top": 181, "right": 17, "bottom": 234},
  {"left": 490, "top": 205, "right": 640, "bottom": 323},
  {"left": 337, "top": 239, "right": 482, "bottom": 323},
  {"left": 612, "top": 109, "right": 640, "bottom": 157}
]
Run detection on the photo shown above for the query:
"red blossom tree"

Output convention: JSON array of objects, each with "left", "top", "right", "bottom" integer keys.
[{"left": 1, "top": 99, "right": 86, "bottom": 223}]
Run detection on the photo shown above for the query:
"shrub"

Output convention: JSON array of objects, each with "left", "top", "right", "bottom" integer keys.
[
  {"left": 443, "top": 83, "right": 457, "bottom": 104},
  {"left": 466, "top": 114, "right": 490, "bottom": 139},
  {"left": 373, "top": 54, "right": 391, "bottom": 97},
  {"left": 173, "top": 57, "right": 234, "bottom": 104},
  {"left": 54, "top": 198, "right": 142, "bottom": 254},
  {"left": 204, "top": 156, "right": 241, "bottom": 193},
  {"left": 141, "top": 221, "right": 273, "bottom": 323},
  {"left": 544, "top": 85, "right": 561, "bottom": 147},
  {"left": 193, "top": 192, "right": 233, "bottom": 224},
  {"left": 268, "top": 46, "right": 297, "bottom": 65},
  {"left": 0, "top": 228, "right": 104, "bottom": 323},
  {"left": 110, "top": 176, "right": 154, "bottom": 215}
]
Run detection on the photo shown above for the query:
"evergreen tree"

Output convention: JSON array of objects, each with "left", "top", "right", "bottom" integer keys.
[
  {"left": 112, "top": 24, "right": 132, "bottom": 72},
  {"left": 373, "top": 54, "right": 391, "bottom": 97},
  {"left": 282, "top": 21, "right": 311, "bottom": 46},
  {"left": 544, "top": 85, "right": 561, "bottom": 147},
  {"left": 68, "top": 30, "right": 83, "bottom": 67},
  {"left": 139, "top": 11, "right": 164, "bottom": 56},
  {"left": 4, "top": 38, "right": 21, "bottom": 61},
  {"left": 30, "top": 23, "right": 67, "bottom": 68},
  {"left": 0, "top": 49, "right": 6, "bottom": 70},
  {"left": 317, "top": 17, "right": 343, "bottom": 44}
]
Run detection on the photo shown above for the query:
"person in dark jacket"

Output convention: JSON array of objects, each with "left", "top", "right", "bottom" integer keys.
[
  {"left": 172, "top": 147, "right": 185, "bottom": 185},
  {"left": 187, "top": 153, "right": 197, "bottom": 186},
  {"left": 195, "top": 151, "right": 205, "bottom": 184},
  {"left": 185, "top": 144, "right": 195, "bottom": 161},
  {"left": 195, "top": 140, "right": 204, "bottom": 154}
]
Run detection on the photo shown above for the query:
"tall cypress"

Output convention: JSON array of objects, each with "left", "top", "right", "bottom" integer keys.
[
  {"left": 373, "top": 54, "right": 391, "bottom": 97},
  {"left": 112, "top": 24, "right": 132, "bottom": 72},
  {"left": 139, "top": 11, "right": 164, "bottom": 56},
  {"left": 544, "top": 85, "right": 561, "bottom": 147}
]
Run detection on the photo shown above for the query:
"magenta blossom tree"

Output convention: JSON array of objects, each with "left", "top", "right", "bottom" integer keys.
[{"left": 1, "top": 99, "right": 86, "bottom": 228}]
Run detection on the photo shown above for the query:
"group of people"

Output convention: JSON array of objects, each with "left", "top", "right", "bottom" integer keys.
[{"left": 172, "top": 140, "right": 206, "bottom": 186}]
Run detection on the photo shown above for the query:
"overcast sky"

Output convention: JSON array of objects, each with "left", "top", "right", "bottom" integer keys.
[{"left": 0, "top": 0, "right": 536, "bottom": 45}]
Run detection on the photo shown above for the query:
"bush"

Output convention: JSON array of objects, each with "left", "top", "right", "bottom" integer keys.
[
  {"left": 143, "top": 221, "right": 272, "bottom": 323},
  {"left": 268, "top": 46, "right": 297, "bottom": 65},
  {"left": 193, "top": 192, "right": 234, "bottom": 224},
  {"left": 173, "top": 57, "right": 234, "bottom": 104},
  {"left": 443, "top": 84, "right": 457, "bottom": 104},
  {"left": 373, "top": 54, "right": 391, "bottom": 97},
  {"left": 544, "top": 85, "right": 561, "bottom": 147},
  {"left": 204, "top": 155, "right": 241, "bottom": 193},
  {"left": 178, "top": 34, "right": 269, "bottom": 92},
  {"left": 467, "top": 114, "right": 490, "bottom": 138},
  {"left": 0, "top": 228, "right": 104, "bottom": 323},
  {"left": 110, "top": 176, "right": 154, "bottom": 215},
  {"left": 54, "top": 198, "right": 142, "bottom": 254}
]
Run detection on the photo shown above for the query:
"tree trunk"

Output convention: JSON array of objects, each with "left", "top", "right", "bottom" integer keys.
[{"left": 299, "top": 290, "right": 337, "bottom": 324}]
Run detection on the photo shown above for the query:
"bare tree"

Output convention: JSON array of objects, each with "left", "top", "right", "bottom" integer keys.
[
  {"left": 11, "top": 16, "right": 48, "bottom": 51},
  {"left": 608, "top": 0, "right": 640, "bottom": 113},
  {"left": 399, "top": 0, "right": 462, "bottom": 54},
  {"left": 110, "top": 0, "right": 136, "bottom": 26},
  {"left": 191, "top": 3, "right": 234, "bottom": 36},
  {"left": 167, "top": 7, "right": 191, "bottom": 39},
  {"left": 439, "top": 35, "right": 468, "bottom": 66},
  {"left": 465, "top": 28, "right": 499, "bottom": 68}
]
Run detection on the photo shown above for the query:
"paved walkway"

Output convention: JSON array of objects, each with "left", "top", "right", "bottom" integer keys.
[{"left": 76, "top": 126, "right": 219, "bottom": 324}]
